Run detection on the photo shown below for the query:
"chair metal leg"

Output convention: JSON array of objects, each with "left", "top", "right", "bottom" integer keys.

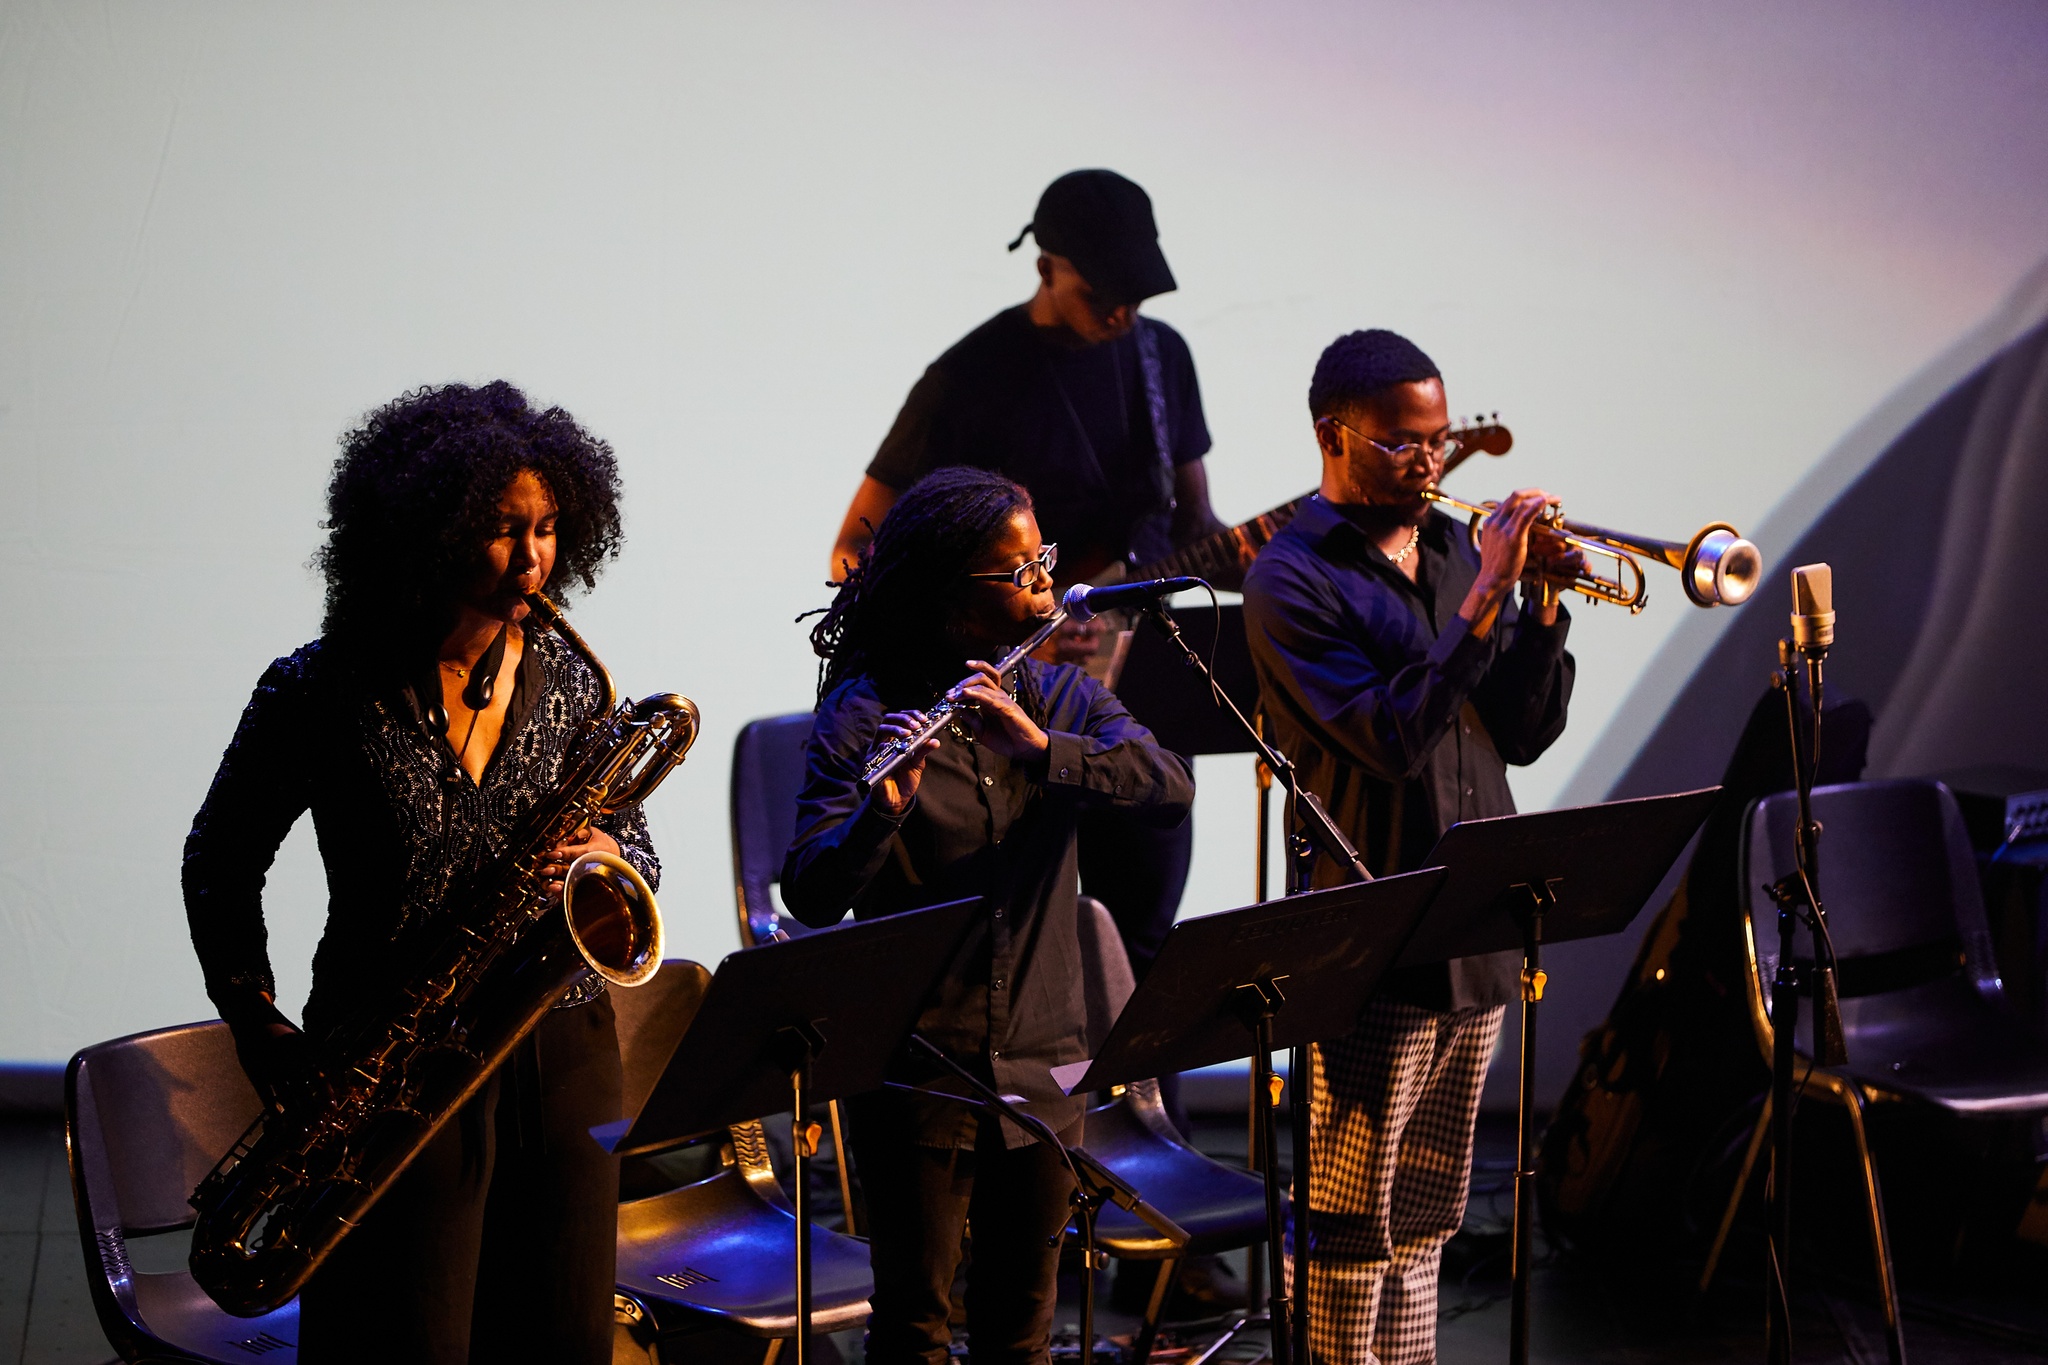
[
  {"left": 1840, "top": 1088, "right": 1908, "bottom": 1365},
  {"left": 1130, "top": 1257, "right": 1181, "bottom": 1363},
  {"left": 763, "top": 1338, "right": 784, "bottom": 1365},
  {"left": 1700, "top": 1094, "right": 1772, "bottom": 1297},
  {"left": 827, "top": 1098, "right": 857, "bottom": 1236}
]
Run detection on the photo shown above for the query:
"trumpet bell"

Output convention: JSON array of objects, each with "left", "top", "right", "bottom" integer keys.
[
  {"left": 563, "top": 851, "right": 664, "bottom": 987},
  {"left": 1684, "top": 524, "right": 1763, "bottom": 608}
]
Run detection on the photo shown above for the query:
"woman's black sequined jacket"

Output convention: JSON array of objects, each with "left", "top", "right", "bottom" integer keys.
[{"left": 182, "top": 629, "right": 660, "bottom": 1039}]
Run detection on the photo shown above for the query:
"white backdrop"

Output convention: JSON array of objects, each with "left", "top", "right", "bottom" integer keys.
[{"left": 3, "top": 0, "right": 2045, "bottom": 1062}]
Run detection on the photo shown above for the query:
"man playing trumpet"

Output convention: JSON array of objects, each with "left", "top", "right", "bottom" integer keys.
[{"left": 1242, "top": 329, "right": 1581, "bottom": 1365}]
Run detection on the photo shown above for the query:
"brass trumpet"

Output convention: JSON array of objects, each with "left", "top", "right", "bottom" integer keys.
[{"left": 1421, "top": 488, "right": 1762, "bottom": 614}]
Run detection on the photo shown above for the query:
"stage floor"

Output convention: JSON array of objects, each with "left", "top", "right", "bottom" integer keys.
[{"left": 4, "top": 1112, "right": 2044, "bottom": 1363}]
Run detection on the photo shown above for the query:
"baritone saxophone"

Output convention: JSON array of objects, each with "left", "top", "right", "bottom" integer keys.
[{"left": 188, "top": 589, "right": 699, "bottom": 1317}]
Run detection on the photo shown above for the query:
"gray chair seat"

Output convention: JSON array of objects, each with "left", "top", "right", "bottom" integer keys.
[
  {"left": 67, "top": 1020, "right": 302, "bottom": 1363},
  {"left": 1817, "top": 978, "right": 2048, "bottom": 1113},
  {"left": 608, "top": 958, "right": 873, "bottom": 1346},
  {"left": 616, "top": 1122, "right": 873, "bottom": 1337},
  {"left": 1083, "top": 1079, "right": 1273, "bottom": 1259}
]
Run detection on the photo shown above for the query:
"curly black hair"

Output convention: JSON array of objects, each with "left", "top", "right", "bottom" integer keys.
[
  {"left": 806, "top": 466, "right": 1034, "bottom": 706},
  {"left": 316, "top": 380, "right": 624, "bottom": 671},
  {"left": 1308, "top": 328, "right": 1441, "bottom": 421}
]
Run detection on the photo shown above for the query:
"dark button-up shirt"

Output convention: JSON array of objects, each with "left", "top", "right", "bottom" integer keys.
[
  {"left": 182, "top": 632, "right": 660, "bottom": 1040},
  {"left": 781, "top": 660, "right": 1194, "bottom": 1146},
  {"left": 1242, "top": 497, "right": 1575, "bottom": 1010}
]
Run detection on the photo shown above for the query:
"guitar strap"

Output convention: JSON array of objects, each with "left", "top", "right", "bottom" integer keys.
[{"left": 1133, "top": 319, "right": 1177, "bottom": 557}]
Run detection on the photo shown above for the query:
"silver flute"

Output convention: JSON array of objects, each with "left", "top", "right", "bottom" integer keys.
[{"left": 861, "top": 608, "right": 1070, "bottom": 789}]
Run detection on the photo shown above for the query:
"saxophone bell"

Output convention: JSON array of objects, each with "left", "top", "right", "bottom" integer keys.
[{"left": 562, "top": 851, "right": 663, "bottom": 987}]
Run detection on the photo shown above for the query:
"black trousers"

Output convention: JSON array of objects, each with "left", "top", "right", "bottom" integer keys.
[
  {"left": 298, "top": 995, "right": 623, "bottom": 1365},
  {"left": 849, "top": 1092, "right": 1080, "bottom": 1365}
]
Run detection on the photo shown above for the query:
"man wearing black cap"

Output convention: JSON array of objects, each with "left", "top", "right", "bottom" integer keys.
[
  {"left": 829, "top": 171, "right": 1228, "bottom": 1005},
  {"left": 829, "top": 168, "right": 1230, "bottom": 598}
]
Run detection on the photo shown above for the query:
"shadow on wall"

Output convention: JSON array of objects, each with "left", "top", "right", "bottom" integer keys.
[
  {"left": 1559, "top": 255, "right": 2048, "bottom": 809},
  {"left": 1483, "top": 262, "right": 2048, "bottom": 1112},
  {"left": 1601, "top": 275, "right": 2048, "bottom": 803}
]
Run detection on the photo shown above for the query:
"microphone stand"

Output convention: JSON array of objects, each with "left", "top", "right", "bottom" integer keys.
[
  {"left": 1762, "top": 637, "right": 1848, "bottom": 1364},
  {"left": 1139, "top": 599, "right": 1374, "bottom": 1365}
]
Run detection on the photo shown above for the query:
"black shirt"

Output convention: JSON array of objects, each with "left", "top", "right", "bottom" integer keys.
[
  {"left": 780, "top": 660, "right": 1194, "bottom": 1146},
  {"left": 1242, "top": 498, "right": 1575, "bottom": 1010},
  {"left": 182, "top": 631, "right": 660, "bottom": 1039},
  {"left": 867, "top": 306, "right": 1213, "bottom": 567}
]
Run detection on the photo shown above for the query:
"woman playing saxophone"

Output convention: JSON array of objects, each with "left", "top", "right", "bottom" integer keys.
[{"left": 182, "top": 381, "right": 655, "bottom": 1365}]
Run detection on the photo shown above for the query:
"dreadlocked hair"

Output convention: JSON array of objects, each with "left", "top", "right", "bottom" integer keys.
[{"left": 804, "top": 466, "right": 1035, "bottom": 707}]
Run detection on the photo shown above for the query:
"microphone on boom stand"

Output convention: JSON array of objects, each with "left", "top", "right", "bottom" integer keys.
[
  {"left": 1783, "top": 565, "right": 1847, "bottom": 1068},
  {"left": 1764, "top": 563, "right": 1850, "bottom": 1365},
  {"left": 1061, "top": 577, "right": 1204, "bottom": 623}
]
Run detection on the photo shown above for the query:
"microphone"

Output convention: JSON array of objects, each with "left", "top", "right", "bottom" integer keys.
[
  {"left": 1061, "top": 578, "right": 1205, "bottom": 624},
  {"left": 1789, "top": 563, "right": 1835, "bottom": 658}
]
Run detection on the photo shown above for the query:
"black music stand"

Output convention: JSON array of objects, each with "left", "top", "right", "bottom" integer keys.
[
  {"left": 600, "top": 898, "right": 981, "bottom": 1365},
  {"left": 1050, "top": 870, "right": 1449, "bottom": 1365},
  {"left": 1396, "top": 788, "right": 1720, "bottom": 1365},
  {"left": 1111, "top": 602, "right": 1260, "bottom": 756}
]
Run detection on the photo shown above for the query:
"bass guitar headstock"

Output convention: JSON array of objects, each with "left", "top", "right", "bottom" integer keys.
[{"left": 1442, "top": 412, "right": 1512, "bottom": 477}]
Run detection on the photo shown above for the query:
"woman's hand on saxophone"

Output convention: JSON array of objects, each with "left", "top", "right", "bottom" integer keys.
[
  {"left": 542, "top": 826, "right": 622, "bottom": 896},
  {"left": 870, "top": 710, "right": 940, "bottom": 817}
]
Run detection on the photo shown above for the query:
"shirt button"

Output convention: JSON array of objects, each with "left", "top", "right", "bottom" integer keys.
[
  {"left": 991, "top": 1049, "right": 1002, "bottom": 1060},
  {"left": 982, "top": 775, "right": 994, "bottom": 787},
  {"left": 1059, "top": 767, "right": 1070, "bottom": 779},
  {"left": 993, "top": 977, "right": 1006, "bottom": 990},
  {"left": 1464, "top": 786, "right": 1474, "bottom": 796},
  {"left": 993, "top": 908, "right": 1004, "bottom": 918}
]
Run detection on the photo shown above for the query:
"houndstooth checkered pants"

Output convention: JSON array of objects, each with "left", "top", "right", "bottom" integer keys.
[{"left": 1287, "top": 998, "right": 1504, "bottom": 1365}]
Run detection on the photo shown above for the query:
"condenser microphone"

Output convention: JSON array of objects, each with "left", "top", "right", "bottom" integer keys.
[
  {"left": 1789, "top": 563, "right": 1835, "bottom": 658},
  {"left": 1061, "top": 578, "right": 1205, "bottom": 624}
]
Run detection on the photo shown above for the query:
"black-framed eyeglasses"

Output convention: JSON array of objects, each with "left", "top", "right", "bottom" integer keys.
[
  {"left": 966, "top": 543, "right": 1058, "bottom": 589},
  {"left": 1333, "top": 419, "right": 1462, "bottom": 464}
]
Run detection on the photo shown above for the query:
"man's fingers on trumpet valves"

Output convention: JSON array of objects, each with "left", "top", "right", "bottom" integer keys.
[{"left": 1473, "top": 487, "right": 1556, "bottom": 591}]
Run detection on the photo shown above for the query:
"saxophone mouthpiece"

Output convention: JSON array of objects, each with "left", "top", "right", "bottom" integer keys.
[{"left": 522, "top": 590, "right": 564, "bottom": 630}]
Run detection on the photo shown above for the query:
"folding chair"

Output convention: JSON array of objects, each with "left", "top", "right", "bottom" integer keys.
[
  {"left": 1074, "top": 896, "right": 1274, "bottom": 1362},
  {"left": 728, "top": 710, "right": 859, "bottom": 1233},
  {"left": 1702, "top": 779, "right": 2048, "bottom": 1350},
  {"left": 66, "top": 1022, "right": 301, "bottom": 1363},
  {"left": 609, "top": 960, "right": 873, "bottom": 1363}
]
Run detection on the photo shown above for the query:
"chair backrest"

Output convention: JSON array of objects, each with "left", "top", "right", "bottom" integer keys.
[
  {"left": 611, "top": 960, "right": 713, "bottom": 1123},
  {"left": 70, "top": 1021, "right": 263, "bottom": 1238},
  {"left": 731, "top": 711, "right": 826, "bottom": 946},
  {"left": 1742, "top": 778, "right": 2000, "bottom": 1009},
  {"left": 1076, "top": 894, "right": 1136, "bottom": 1055},
  {"left": 69, "top": 1021, "right": 308, "bottom": 1363}
]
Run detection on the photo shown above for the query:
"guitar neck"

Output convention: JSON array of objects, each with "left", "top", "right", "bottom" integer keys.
[{"left": 1133, "top": 495, "right": 1312, "bottom": 583}]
